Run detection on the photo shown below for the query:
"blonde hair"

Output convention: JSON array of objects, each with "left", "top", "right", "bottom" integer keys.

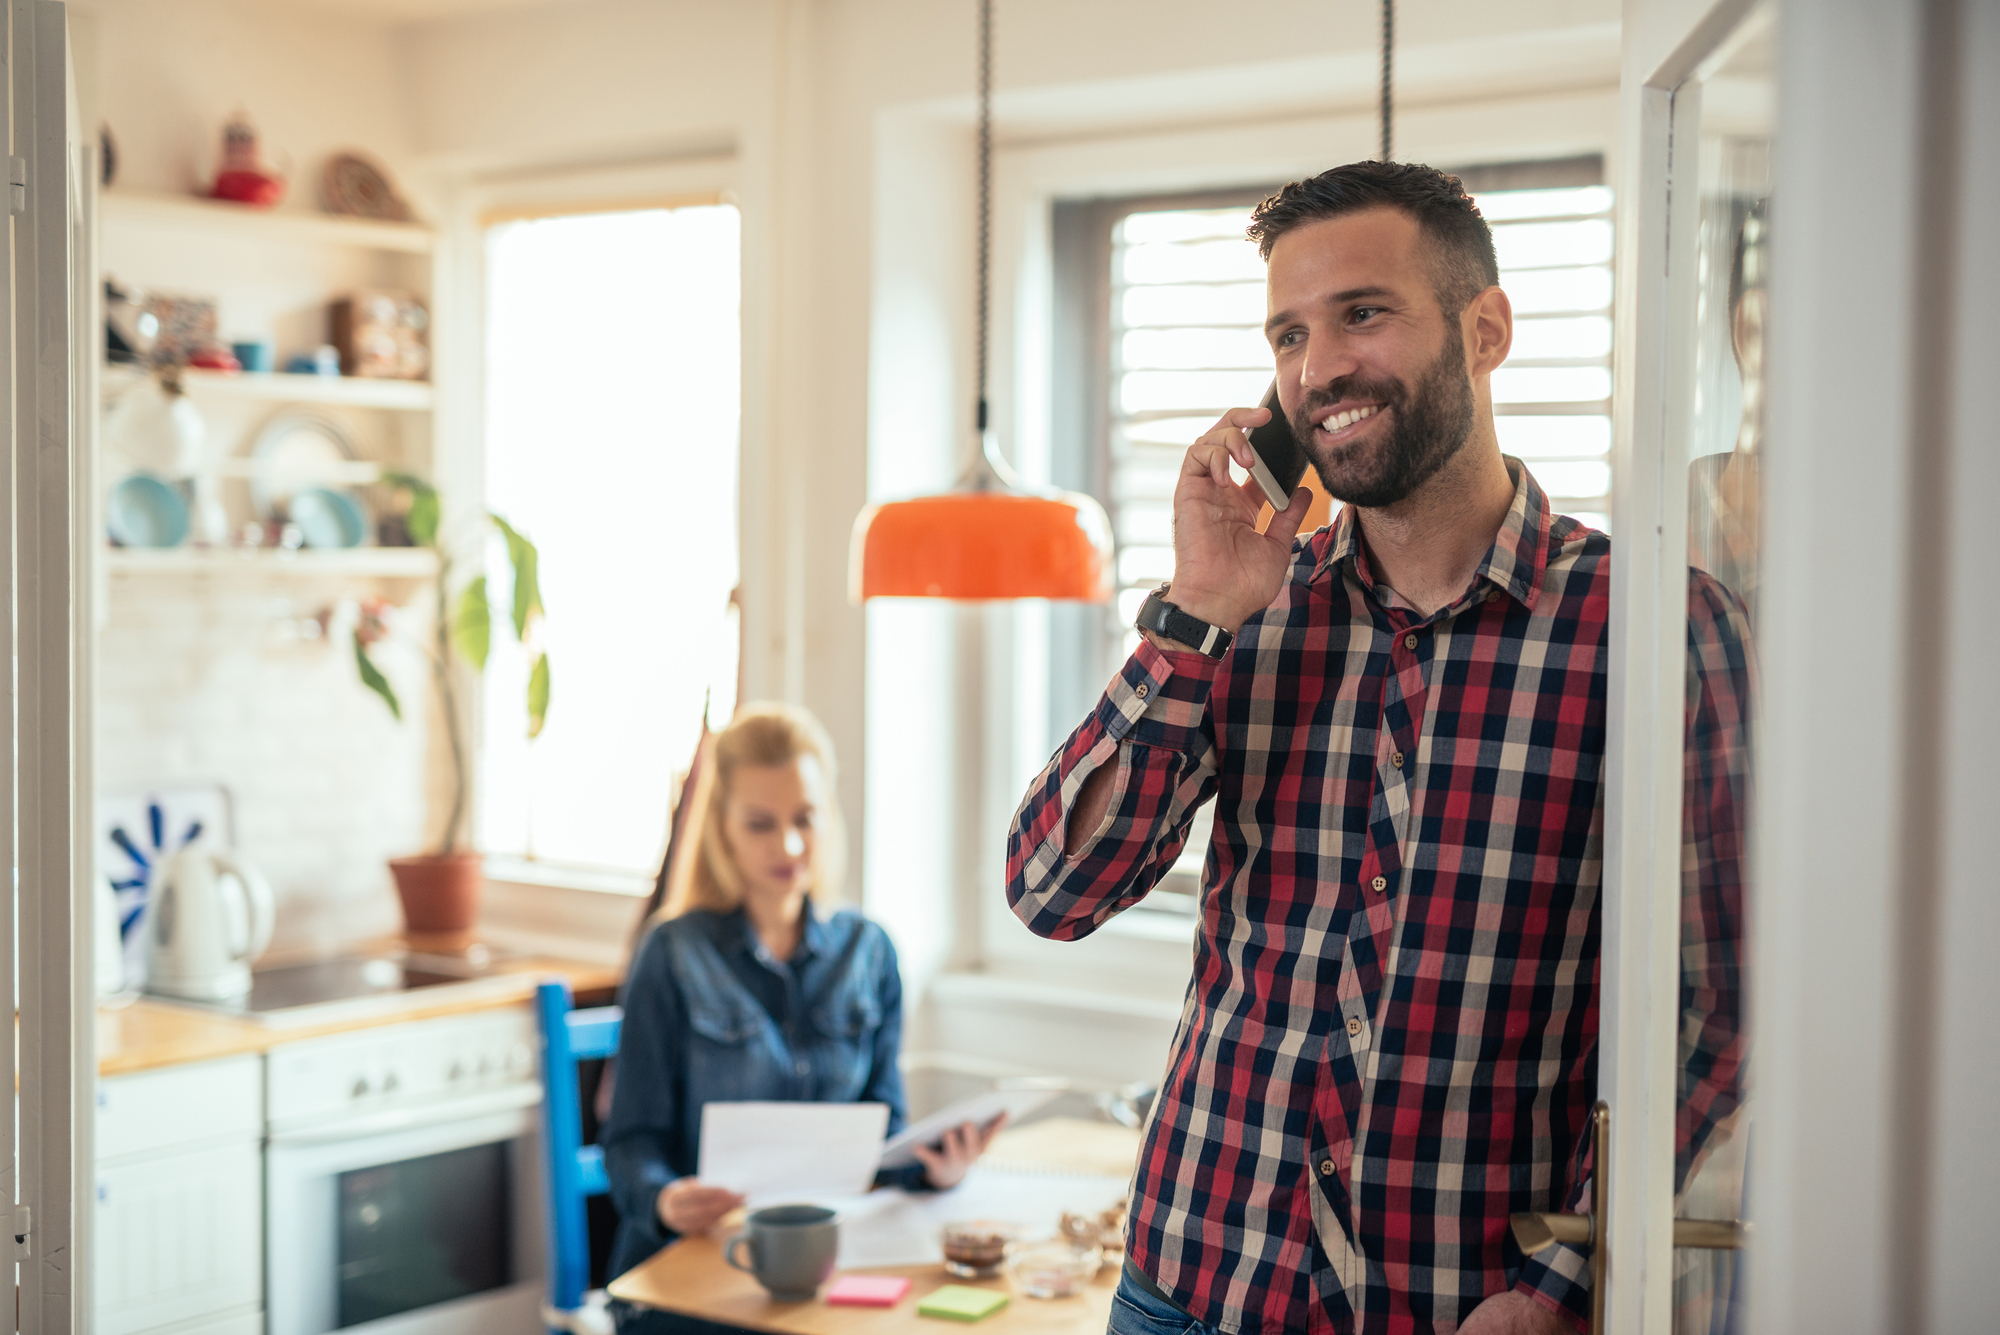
[{"left": 665, "top": 702, "right": 846, "bottom": 918}]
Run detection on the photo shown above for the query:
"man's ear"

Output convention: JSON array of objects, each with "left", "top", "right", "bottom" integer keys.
[{"left": 1465, "top": 285, "right": 1513, "bottom": 377}]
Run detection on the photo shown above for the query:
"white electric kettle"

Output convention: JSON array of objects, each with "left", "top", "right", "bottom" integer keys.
[{"left": 145, "top": 841, "right": 274, "bottom": 1003}]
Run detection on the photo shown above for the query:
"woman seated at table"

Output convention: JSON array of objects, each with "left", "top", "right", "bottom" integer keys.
[{"left": 603, "top": 702, "right": 1002, "bottom": 1317}]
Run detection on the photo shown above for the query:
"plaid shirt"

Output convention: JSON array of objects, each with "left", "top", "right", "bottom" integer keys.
[{"left": 1007, "top": 461, "right": 1748, "bottom": 1334}]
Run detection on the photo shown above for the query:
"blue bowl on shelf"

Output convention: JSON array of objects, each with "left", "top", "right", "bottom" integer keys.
[
  {"left": 288, "top": 487, "right": 368, "bottom": 549},
  {"left": 107, "top": 473, "right": 189, "bottom": 548}
]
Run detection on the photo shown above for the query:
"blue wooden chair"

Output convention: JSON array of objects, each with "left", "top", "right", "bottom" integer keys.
[{"left": 537, "top": 980, "right": 624, "bottom": 1335}]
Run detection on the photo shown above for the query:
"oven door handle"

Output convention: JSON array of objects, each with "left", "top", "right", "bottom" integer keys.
[{"left": 268, "top": 1083, "right": 541, "bottom": 1146}]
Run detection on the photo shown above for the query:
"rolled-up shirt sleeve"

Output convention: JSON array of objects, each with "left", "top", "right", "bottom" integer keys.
[{"left": 1006, "top": 638, "right": 1223, "bottom": 940}]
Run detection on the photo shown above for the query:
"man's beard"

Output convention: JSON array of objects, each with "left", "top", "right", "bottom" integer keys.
[{"left": 1290, "top": 323, "right": 1477, "bottom": 509}]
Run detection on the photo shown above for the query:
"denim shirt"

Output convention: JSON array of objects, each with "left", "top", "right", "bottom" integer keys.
[{"left": 602, "top": 904, "right": 916, "bottom": 1278}]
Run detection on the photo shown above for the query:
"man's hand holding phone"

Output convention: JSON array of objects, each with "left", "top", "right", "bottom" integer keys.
[{"left": 1162, "top": 404, "right": 1313, "bottom": 638}]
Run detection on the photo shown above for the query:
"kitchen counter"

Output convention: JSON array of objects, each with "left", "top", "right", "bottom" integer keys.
[{"left": 98, "top": 952, "right": 623, "bottom": 1076}]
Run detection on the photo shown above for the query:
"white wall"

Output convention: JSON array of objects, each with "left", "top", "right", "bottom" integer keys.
[{"left": 84, "top": 0, "right": 419, "bottom": 207}]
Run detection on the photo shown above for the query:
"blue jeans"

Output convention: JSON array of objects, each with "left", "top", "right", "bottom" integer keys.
[{"left": 1108, "top": 1266, "right": 1222, "bottom": 1335}]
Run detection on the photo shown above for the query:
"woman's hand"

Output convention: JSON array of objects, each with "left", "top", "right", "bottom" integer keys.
[
  {"left": 657, "top": 1177, "right": 746, "bottom": 1236},
  {"left": 915, "top": 1113, "right": 1009, "bottom": 1190}
]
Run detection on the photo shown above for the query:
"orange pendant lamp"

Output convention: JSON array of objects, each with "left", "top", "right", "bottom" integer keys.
[{"left": 850, "top": 0, "right": 1111, "bottom": 603}]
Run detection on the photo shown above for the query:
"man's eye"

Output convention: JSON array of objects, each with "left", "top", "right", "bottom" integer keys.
[
  {"left": 1351, "top": 307, "right": 1384, "bottom": 323},
  {"left": 1276, "top": 329, "right": 1305, "bottom": 347}
]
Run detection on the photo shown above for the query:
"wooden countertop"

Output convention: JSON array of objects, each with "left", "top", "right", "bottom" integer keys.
[{"left": 97, "top": 953, "right": 623, "bottom": 1077}]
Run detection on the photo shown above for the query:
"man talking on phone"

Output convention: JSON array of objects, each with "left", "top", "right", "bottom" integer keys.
[{"left": 1006, "top": 162, "right": 1746, "bottom": 1333}]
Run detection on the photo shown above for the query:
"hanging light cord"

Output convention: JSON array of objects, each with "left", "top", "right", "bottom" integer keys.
[
  {"left": 975, "top": 0, "right": 994, "bottom": 436},
  {"left": 1379, "top": 0, "right": 1394, "bottom": 162}
]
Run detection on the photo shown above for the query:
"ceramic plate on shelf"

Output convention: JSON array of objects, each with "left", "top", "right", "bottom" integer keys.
[
  {"left": 248, "top": 408, "right": 359, "bottom": 518},
  {"left": 107, "top": 473, "right": 190, "bottom": 548},
  {"left": 288, "top": 486, "right": 368, "bottom": 548}
]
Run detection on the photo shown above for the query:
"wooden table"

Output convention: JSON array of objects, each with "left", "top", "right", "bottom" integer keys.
[
  {"left": 607, "top": 1236, "right": 1120, "bottom": 1335},
  {"left": 608, "top": 1118, "right": 1139, "bottom": 1335}
]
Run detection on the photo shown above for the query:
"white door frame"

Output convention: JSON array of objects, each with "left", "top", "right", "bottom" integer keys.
[
  {"left": 1603, "top": 2, "right": 1756, "bottom": 1328},
  {"left": 11, "top": 0, "right": 86, "bottom": 1328},
  {"left": 1607, "top": 0, "right": 1983, "bottom": 1329}
]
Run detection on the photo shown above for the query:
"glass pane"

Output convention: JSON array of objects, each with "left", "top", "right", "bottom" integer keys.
[
  {"left": 1121, "top": 281, "right": 1266, "bottom": 327},
  {"left": 1673, "top": 5, "right": 1774, "bottom": 1331},
  {"left": 1121, "top": 236, "right": 1268, "bottom": 285},
  {"left": 481, "top": 204, "right": 741, "bottom": 874},
  {"left": 1503, "top": 266, "right": 1615, "bottom": 315},
  {"left": 1494, "top": 415, "right": 1612, "bottom": 457},
  {"left": 1490, "top": 365, "right": 1613, "bottom": 404},
  {"left": 1122, "top": 326, "right": 1272, "bottom": 370},
  {"left": 1510, "top": 315, "right": 1615, "bottom": 361},
  {"left": 1490, "top": 218, "right": 1615, "bottom": 269},
  {"left": 338, "top": 1141, "right": 511, "bottom": 1326}
]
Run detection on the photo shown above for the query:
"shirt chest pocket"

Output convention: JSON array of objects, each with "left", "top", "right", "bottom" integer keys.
[
  {"left": 803, "top": 990, "right": 881, "bottom": 1103},
  {"left": 685, "top": 1003, "right": 781, "bottom": 1103},
  {"left": 811, "top": 990, "right": 881, "bottom": 1041}
]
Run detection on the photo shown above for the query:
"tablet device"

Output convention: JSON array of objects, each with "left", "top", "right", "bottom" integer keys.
[
  {"left": 877, "top": 1081, "right": 1065, "bottom": 1169},
  {"left": 1245, "top": 380, "right": 1309, "bottom": 512}
]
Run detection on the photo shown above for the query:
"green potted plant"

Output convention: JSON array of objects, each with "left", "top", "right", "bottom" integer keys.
[{"left": 354, "top": 472, "right": 549, "bottom": 941}]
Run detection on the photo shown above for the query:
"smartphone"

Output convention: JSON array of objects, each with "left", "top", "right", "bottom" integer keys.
[{"left": 1245, "top": 381, "right": 1308, "bottom": 511}]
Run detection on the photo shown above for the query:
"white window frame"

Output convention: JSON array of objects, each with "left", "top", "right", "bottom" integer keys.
[
  {"left": 434, "top": 154, "right": 741, "bottom": 901},
  {"left": 975, "top": 89, "right": 1620, "bottom": 987}
]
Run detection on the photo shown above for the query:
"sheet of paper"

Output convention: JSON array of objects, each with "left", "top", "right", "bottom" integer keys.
[
  {"left": 697, "top": 1101, "right": 890, "bottom": 1206},
  {"left": 877, "top": 1084, "right": 1066, "bottom": 1169},
  {"left": 833, "top": 1166, "right": 1132, "bottom": 1270}
]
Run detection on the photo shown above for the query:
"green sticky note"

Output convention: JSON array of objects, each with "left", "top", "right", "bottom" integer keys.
[{"left": 917, "top": 1286, "right": 1011, "bottom": 1322}]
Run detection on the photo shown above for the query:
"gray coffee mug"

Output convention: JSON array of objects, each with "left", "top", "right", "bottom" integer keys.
[{"left": 723, "top": 1204, "right": 840, "bottom": 1301}]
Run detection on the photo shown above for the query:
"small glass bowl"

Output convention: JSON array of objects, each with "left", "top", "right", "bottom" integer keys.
[
  {"left": 939, "top": 1220, "right": 1021, "bottom": 1279},
  {"left": 1002, "top": 1238, "right": 1104, "bottom": 1300}
]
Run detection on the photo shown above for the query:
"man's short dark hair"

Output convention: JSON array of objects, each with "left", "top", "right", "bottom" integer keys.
[{"left": 1246, "top": 161, "right": 1500, "bottom": 317}]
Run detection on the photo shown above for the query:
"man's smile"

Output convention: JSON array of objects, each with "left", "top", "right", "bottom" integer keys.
[{"left": 1311, "top": 400, "right": 1387, "bottom": 444}]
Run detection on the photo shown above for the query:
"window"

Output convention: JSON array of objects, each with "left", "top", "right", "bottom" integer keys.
[
  {"left": 1051, "top": 158, "right": 1613, "bottom": 915},
  {"left": 478, "top": 202, "right": 741, "bottom": 878}
]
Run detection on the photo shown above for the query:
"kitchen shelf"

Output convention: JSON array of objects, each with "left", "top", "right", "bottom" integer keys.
[
  {"left": 102, "top": 190, "right": 436, "bottom": 254},
  {"left": 182, "top": 369, "right": 433, "bottom": 411},
  {"left": 103, "top": 547, "right": 439, "bottom": 579},
  {"left": 104, "top": 363, "right": 433, "bottom": 412}
]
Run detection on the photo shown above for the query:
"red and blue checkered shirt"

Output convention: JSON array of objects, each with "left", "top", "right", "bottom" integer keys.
[{"left": 1006, "top": 461, "right": 1748, "bottom": 1334}]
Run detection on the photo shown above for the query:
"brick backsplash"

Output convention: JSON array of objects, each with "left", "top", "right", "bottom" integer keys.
[{"left": 98, "top": 573, "right": 451, "bottom": 951}]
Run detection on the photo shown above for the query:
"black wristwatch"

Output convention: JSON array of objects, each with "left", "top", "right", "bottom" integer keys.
[{"left": 1136, "top": 584, "right": 1233, "bottom": 659}]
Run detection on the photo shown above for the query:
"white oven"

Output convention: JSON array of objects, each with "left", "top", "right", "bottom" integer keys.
[{"left": 265, "top": 1008, "right": 546, "bottom": 1335}]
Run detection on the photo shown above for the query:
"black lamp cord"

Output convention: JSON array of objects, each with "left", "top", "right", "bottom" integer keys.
[
  {"left": 1380, "top": 0, "right": 1394, "bottom": 162},
  {"left": 975, "top": 0, "right": 993, "bottom": 435}
]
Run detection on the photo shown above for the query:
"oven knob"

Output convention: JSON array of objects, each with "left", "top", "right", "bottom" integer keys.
[
  {"left": 351, "top": 1076, "right": 372, "bottom": 1099},
  {"left": 448, "top": 1060, "right": 466, "bottom": 1083},
  {"left": 383, "top": 1070, "right": 401, "bottom": 1094},
  {"left": 508, "top": 1043, "right": 533, "bottom": 1075},
  {"left": 477, "top": 1054, "right": 493, "bottom": 1077}
]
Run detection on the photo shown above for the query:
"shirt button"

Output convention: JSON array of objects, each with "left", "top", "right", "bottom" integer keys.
[
  {"left": 795, "top": 1060, "right": 809, "bottom": 1076},
  {"left": 1371, "top": 875, "right": 1387, "bottom": 892},
  {"left": 1319, "top": 1159, "right": 1336, "bottom": 1177},
  {"left": 1136, "top": 683, "right": 1149, "bottom": 698},
  {"left": 1346, "top": 1017, "right": 1362, "bottom": 1037},
  {"left": 1403, "top": 633, "right": 1418, "bottom": 650},
  {"left": 1390, "top": 751, "right": 1405, "bottom": 768}
]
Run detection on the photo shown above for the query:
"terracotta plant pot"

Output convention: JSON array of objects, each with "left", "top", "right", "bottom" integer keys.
[{"left": 388, "top": 852, "right": 485, "bottom": 939}]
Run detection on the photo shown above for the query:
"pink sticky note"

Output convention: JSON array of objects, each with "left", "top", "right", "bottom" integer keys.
[{"left": 825, "top": 1275, "right": 914, "bottom": 1307}]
